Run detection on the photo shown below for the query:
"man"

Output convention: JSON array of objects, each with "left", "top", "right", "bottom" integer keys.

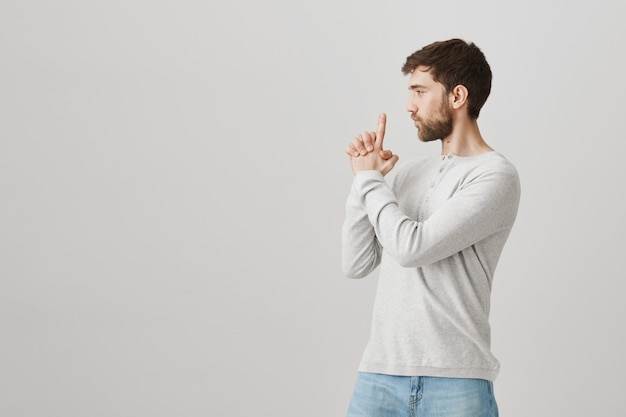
[{"left": 341, "top": 39, "right": 520, "bottom": 417}]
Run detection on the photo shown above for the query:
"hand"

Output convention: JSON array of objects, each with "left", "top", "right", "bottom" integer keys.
[
  {"left": 348, "top": 113, "right": 399, "bottom": 176},
  {"left": 345, "top": 119, "right": 393, "bottom": 160}
]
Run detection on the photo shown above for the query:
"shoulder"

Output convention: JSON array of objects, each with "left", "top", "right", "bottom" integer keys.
[
  {"left": 458, "top": 152, "right": 519, "bottom": 184},
  {"left": 450, "top": 152, "right": 521, "bottom": 207},
  {"left": 482, "top": 152, "right": 518, "bottom": 176}
]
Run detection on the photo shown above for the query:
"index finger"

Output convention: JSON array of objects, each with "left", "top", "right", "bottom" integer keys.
[{"left": 375, "top": 113, "right": 386, "bottom": 149}]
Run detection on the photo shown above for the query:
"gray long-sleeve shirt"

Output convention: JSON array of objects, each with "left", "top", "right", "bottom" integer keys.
[{"left": 342, "top": 151, "right": 520, "bottom": 381}]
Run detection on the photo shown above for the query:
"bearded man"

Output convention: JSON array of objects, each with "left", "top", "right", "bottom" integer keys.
[{"left": 342, "top": 38, "right": 520, "bottom": 417}]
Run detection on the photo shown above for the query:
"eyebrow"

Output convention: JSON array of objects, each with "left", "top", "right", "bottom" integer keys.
[{"left": 408, "top": 84, "right": 428, "bottom": 91}]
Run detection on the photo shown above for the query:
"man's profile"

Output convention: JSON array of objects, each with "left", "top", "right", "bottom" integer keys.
[{"left": 342, "top": 38, "right": 520, "bottom": 417}]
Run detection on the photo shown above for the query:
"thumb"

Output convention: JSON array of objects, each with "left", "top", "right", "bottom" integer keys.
[{"left": 382, "top": 154, "right": 399, "bottom": 176}]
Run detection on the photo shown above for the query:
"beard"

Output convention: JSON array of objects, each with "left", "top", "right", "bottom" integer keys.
[{"left": 412, "top": 95, "right": 453, "bottom": 142}]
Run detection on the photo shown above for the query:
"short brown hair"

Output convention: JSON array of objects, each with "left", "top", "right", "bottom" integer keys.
[{"left": 402, "top": 39, "right": 492, "bottom": 119}]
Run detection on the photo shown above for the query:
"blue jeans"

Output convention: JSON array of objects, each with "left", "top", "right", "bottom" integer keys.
[{"left": 347, "top": 372, "right": 499, "bottom": 417}]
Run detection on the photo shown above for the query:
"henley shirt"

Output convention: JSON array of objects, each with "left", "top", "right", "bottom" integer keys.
[{"left": 341, "top": 151, "right": 520, "bottom": 381}]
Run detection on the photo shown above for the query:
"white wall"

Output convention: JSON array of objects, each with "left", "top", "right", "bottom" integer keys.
[{"left": 1, "top": 1, "right": 624, "bottom": 416}]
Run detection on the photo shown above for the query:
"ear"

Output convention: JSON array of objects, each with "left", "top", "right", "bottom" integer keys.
[{"left": 449, "top": 84, "right": 469, "bottom": 110}]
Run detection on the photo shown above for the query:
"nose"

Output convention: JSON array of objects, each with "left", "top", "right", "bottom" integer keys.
[{"left": 406, "top": 96, "right": 417, "bottom": 113}]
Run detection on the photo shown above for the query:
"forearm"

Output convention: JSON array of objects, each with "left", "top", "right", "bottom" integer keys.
[
  {"left": 353, "top": 170, "right": 519, "bottom": 268},
  {"left": 354, "top": 171, "right": 433, "bottom": 267},
  {"left": 341, "top": 181, "right": 382, "bottom": 278}
]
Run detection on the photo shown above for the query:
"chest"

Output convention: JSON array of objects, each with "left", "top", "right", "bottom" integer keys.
[{"left": 394, "top": 159, "right": 468, "bottom": 222}]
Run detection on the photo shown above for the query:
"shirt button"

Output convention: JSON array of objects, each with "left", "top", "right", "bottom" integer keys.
[
  {"left": 429, "top": 182, "right": 435, "bottom": 188},
  {"left": 439, "top": 167, "right": 444, "bottom": 173}
]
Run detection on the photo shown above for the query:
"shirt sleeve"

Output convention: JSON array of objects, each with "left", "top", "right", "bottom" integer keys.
[
  {"left": 341, "top": 179, "right": 383, "bottom": 278},
  {"left": 353, "top": 168, "right": 520, "bottom": 268}
]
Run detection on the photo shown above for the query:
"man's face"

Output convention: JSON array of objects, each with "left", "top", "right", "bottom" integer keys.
[{"left": 406, "top": 66, "right": 453, "bottom": 142}]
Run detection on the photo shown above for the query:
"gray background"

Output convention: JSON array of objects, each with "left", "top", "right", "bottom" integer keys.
[{"left": 1, "top": 0, "right": 624, "bottom": 416}]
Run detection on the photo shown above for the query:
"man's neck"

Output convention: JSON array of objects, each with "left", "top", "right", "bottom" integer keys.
[{"left": 440, "top": 118, "right": 493, "bottom": 156}]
